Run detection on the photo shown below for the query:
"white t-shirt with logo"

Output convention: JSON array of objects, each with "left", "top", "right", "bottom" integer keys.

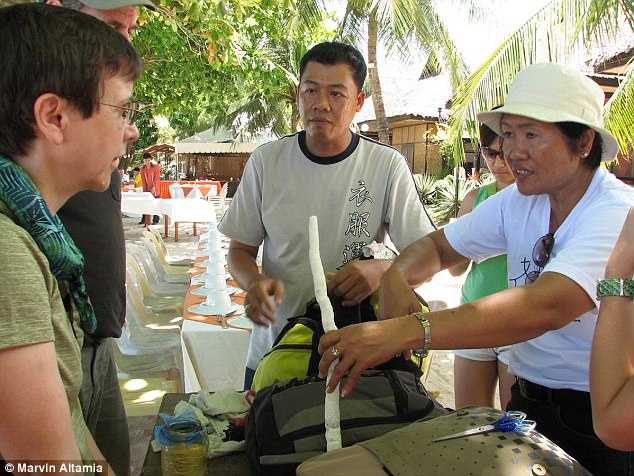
[
  {"left": 219, "top": 131, "right": 434, "bottom": 369},
  {"left": 444, "top": 167, "right": 634, "bottom": 391}
]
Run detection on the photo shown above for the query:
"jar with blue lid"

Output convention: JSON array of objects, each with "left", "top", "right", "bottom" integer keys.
[{"left": 155, "top": 418, "right": 207, "bottom": 476}]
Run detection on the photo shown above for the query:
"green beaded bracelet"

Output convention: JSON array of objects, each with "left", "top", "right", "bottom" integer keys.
[{"left": 596, "top": 278, "right": 634, "bottom": 300}]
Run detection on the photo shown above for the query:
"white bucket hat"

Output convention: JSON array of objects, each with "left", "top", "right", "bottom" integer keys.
[{"left": 477, "top": 62, "right": 619, "bottom": 162}]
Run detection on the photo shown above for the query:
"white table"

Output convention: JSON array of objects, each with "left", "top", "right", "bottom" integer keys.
[
  {"left": 181, "top": 319, "right": 251, "bottom": 392},
  {"left": 160, "top": 199, "right": 217, "bottom": 241},
  {"left": 121, "top": 192, "right": 163, "bottom": 216}
]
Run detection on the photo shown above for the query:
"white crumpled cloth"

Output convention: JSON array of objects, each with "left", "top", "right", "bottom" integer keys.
[{"left": 152, "top": 389, "right": 251, "bottom": 459}]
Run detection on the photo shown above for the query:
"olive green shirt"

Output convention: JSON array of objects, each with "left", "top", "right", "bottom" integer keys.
[{"left": 0, "top": 202, "right": 92, "bottom": 465}]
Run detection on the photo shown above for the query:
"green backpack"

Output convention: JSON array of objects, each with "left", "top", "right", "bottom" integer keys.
[{"left": 251, "top": 293, "right": 429, "bottom": 393}]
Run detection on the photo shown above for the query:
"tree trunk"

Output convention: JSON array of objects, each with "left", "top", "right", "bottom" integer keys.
[
  {"left": 367, "top": 13, "right": 390, "bottom": 145},
  {"left": 291, "top": 101, "right": 299, "bottom": 132},
  {"left": 121, "top": 142, "right": 134, "bottom": 171}
]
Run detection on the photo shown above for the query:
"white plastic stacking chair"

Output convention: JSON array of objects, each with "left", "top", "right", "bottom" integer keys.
[
  {"left": 126, "top": 242, "right": 189, "bottom": 295},
  {"left": 114, "top": 301, "right": 182, "bottom": 380},
  {"left": 143, "top": 229, "right": 192, "bottom": 267},
  {"left": 118, "top": 272, "right": 181, "bottom": 350},
  {"left": 127, "top": 249, "right": 188, "bottom": 297},
  {"left": 126, "top": 258, "right": 184, "bottom": 314},
  {"left": 169, "top": 184, "right": 185, "bottom": 199},
  {"left": 126, "top": 242, "right": 186, "bottom": 290},
  {"left": 113, "top": 329, "right": 180, "bottom": 375},
  {"left": 208, "top": 182, "right": 229, "bottom": 219},
  {"left": 142, "top": 237, "right": 190, "bottom": 284},
  {"left": 124, "top": 267, "right": 183, "bottom": 329}
]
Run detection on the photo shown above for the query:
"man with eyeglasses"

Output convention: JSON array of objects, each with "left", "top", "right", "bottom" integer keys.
[
  {"left": 44, "top": 1, "right": 154, "bottom": 475},
  {"left": 316, "top": 63, "right": 634, "bottom": 475}
]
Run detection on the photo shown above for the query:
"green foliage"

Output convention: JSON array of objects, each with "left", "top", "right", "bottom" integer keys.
[
  {"left": 412, "top": 173, "right": 437, "bottom": 204},
  {"left": 211, "top": 12, "right": 337, "bottom": 137},
  {"left": 414, "top": 173, "right": 485, "bottom": 226},
  {"left": 447, "top": 0, "right": 634, "bottom": 167},
  {"left": 428, "top": 174, "right": 480, "bottom": 224},
  {"left": 134, "top": 108, "right": 160, "bottom": 151},
  {"left": 604, "top": 61, "right": 634, "bottom": 159},
  {"left": 427, "top": 123, "right": 454, "bottom": 164},
  {"left": 131, "top": 0, "right": 336, "bottom": 140},
  {"left": 336, "top": 0, "right": 472, "bottom": 90}
]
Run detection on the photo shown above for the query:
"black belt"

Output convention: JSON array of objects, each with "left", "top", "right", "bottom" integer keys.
[{"left": 516, "top": 377, "right": 590, "bottom": 407}]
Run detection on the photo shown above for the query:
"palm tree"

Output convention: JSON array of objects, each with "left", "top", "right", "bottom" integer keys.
[
  {"left": 208, "top": 2, "right": 335, "bottom": 138},
  {"left": 337, "top": 0, "right": 472, "bottom": 144},
  {"left": 447, "top": 0, "right": 634, "bottom": 166},
  {"left": 210, "top": 39, "right": 306, "bottom": 138}
]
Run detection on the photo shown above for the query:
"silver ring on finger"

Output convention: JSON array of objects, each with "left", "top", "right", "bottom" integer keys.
[{"left": 331, "top": 345, "right": 341, "bottom": 358}]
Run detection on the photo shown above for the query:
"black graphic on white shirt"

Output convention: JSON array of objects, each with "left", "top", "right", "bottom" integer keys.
[
  {"left": 342, "top": 180, "right": 373, "bottom": 264},
  {"left": 510, "top": 256, "right": 542, "bottom": 286},
  {"left": 342, "top": 242, "right": 368, "bottom": 264},
  {"left": 349, "top": 180, "right": 373, "bottom": 207},
  {"left": 346, "top": 212, "right": 371, "bottom": 239}
]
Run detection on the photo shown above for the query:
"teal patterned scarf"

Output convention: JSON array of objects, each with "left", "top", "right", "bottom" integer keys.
[{"left": 0, "top": 155, "right": 96, "bottom": 334}]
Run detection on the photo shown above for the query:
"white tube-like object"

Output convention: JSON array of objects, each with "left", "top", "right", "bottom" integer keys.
[{"left": 308, "top": 216, "right": 342, "bottom": 451}]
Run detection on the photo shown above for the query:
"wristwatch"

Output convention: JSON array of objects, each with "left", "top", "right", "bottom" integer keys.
[
  {"left": 412, "top": 311, "right": 431, "bottom": 357},
  {"left": 596, "top": 278, "right": 634, "bottom": 300}
]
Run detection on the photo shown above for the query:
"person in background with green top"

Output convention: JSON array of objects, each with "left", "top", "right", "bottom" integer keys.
[
  {"left": 0, "top": 4, "right": 140, "bottom": 471},
  {"left": 448, "top": 121, "right": 516, "bottom": 410}
]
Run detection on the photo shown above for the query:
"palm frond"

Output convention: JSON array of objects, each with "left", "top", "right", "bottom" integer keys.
[
  {"left": 427, "top": 174, "right": 478, "bottom": 224},
  {"left": 412, "top": 173, "right": 438, "bottom": 203},
  {"left": 285, "top": 0, "right": 329, "bottom": 35},
  {"left": 335, "top": 0, "right": 471, "bottom": 90},
  {"left": 336, "top": 0, "right": 368, "bottom": 46},
  {"left": 446, "top": 0, "right": 634, "bottom": 167},
  {"left": 603, "top": 61, "right": 634, "bottom": 158}
]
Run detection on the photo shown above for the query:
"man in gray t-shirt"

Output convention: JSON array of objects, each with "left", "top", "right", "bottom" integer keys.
[{"left": 218, "top": 42, "right": 434, "bottom": 388}]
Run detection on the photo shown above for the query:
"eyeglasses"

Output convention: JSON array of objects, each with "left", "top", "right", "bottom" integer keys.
[
  {"left": 481, "top": 146, "right": 504, "bottom": 162},
  {"left": 98, "top": 100, "right": 144, "bottom": 125},
  {"left": 527, "top": 233, "right": 555, "bottom": 283},
  {"left": 61, "top": 95, "right": 145, "bottom": 125}
]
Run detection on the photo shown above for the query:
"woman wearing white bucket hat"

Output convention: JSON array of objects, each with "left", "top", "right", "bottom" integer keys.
[{"left": 317, "top": 63, "right": 634, "bottom": 475}]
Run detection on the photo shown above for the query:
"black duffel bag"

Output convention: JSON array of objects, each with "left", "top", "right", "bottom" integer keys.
[{"left": 246, "top": 369, "right": 447, "bottom": 476}]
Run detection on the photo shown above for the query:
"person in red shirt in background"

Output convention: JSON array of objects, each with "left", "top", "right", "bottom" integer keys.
[{"left": 141, "top": 152, "right": 161, "bottom": 225}]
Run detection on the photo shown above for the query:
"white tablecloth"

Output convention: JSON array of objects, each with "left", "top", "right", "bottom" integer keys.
[
  {"left": 121, "top": 192, "right": 163, "bottom": 215},
  {"left": 160, "top": 198, "right": 217, "bottom": 224},
  {"left": 181, "top": 319, "right": 251, "bottom": 392}
]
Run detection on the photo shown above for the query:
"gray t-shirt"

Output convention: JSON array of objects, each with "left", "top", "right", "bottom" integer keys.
[{"left": 219, "top": 131, "right": 434, "bottom": 368}]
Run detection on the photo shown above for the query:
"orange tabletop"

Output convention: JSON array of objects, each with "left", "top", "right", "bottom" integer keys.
[{"left": 160, "top": 181, "right": 222, "bottom": 199}]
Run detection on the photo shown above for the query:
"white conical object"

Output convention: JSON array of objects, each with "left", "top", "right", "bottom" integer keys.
[
  {"left": 206, "top": 231, "right": 221, "bottom": 250},
  {"left": 199, "top": 222, "right": 217, "bottom": 240},
  {"left": 206, "top": 261, "right": 225, "bottom": 276},
  {"left": 205, "top": 274, "right": 227, "bottom": 291},
  {"left": 207, "top": 249, "right": 225, "bottom": 264},
  {"left": 205, "top": 290, "right": 231, "bottom": 309}
]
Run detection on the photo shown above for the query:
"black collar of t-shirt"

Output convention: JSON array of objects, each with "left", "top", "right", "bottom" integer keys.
[{"left": 298, "top": 130, "right": 359, "bottom": 165}]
